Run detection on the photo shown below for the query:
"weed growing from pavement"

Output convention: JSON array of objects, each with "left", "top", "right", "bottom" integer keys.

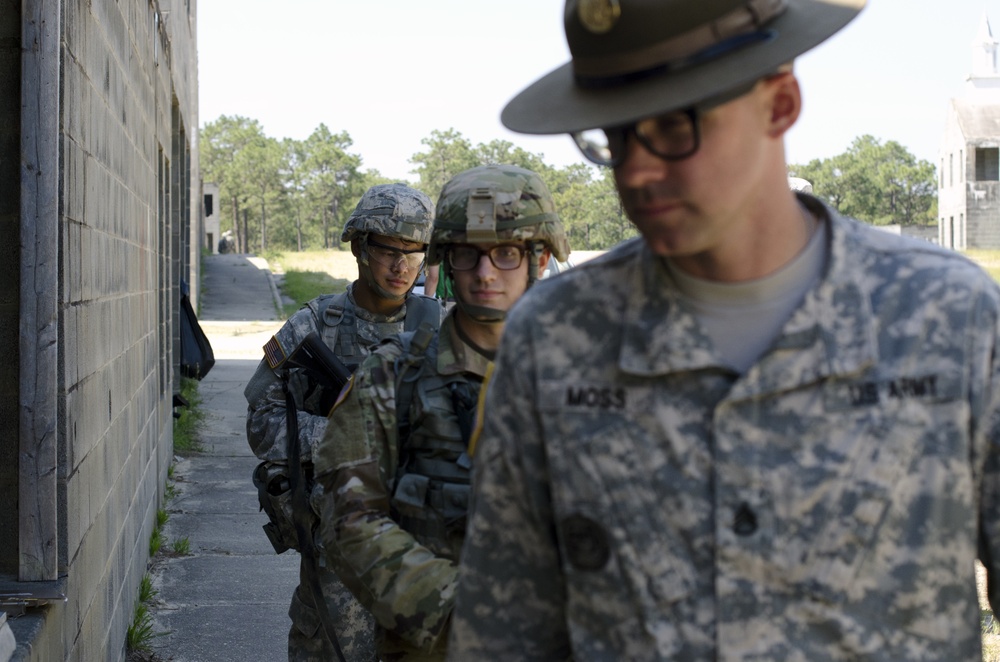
[
  {"left": 171, "top": 537, "right": 191, "bottom": 556},
  {"left": 126, "top": 574, "right": 166, "bottom": 659},
  {"left": 149, "top": 526, "right": 164, "bottom": 557},
  {"left": 173, "top": 377, "right": 204, "bottom": 453}
]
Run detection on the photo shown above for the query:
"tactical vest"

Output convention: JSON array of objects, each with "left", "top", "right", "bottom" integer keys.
[
  {"left": 305, "top": 291, "right": 443, "bottom": 372},
  {"left": 390, "top": 329, "right": 481, "bottom": 562},
  {"left": 252, "top": 290, "right": 443, "bottom": 555}
]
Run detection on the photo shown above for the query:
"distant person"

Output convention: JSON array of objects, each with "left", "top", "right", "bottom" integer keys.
[
  {"left": 312, "top": 165, "right": 569, "bottom": 661},
  {"left": 218, "top": 230, "right": 235, "bottom": 254},
  {"left": 244, "top": 184, "right": 443, "bottom": 661},
  {"left": 449, "top": 0, "right": 1000, "bottom": 659}
]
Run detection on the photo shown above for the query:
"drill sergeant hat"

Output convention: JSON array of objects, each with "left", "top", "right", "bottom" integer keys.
[
  {"left": 429, "top": 164, "right": 570, "bottom": 322},
  {"left": 500, "top": 0, "right": 866, "bottom": 136},
  {"left": 342, "top": 183, "right": 435, "bottom": 301}
]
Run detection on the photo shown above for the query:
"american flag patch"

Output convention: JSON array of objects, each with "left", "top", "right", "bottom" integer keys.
[{"left": 263, "top": 336, "right": 286, "bottom": 369}]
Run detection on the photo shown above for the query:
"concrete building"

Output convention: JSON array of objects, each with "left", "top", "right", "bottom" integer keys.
[
  {"left": 939, "top": 11, "right": 1000, "bottom": 249},
  {"left": 1, "top": 0, "right": 200, "bottom": 659},
  {"left": 204, "top": 182, "right": 221, "bottom": 254}
]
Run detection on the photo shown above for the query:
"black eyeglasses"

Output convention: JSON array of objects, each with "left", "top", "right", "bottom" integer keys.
[
  {"left": 447, "top": 244, "right": 527, "bottom": 271},
  {"left": 570, "top": 79, "right": 761, "bottom": 168},
  {"left": 366, "top": 238, "right": 425, "bottom": 270}
]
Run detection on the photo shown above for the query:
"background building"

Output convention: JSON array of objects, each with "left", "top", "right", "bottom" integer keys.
[
  {"left": 1, "top": 0, "right": 200, "bottom": 658},
  {"left": 940, "top": 11, "right": 1000, "bottom": 249}
]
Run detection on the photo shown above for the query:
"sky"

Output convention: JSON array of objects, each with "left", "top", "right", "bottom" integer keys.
[{"left": 197, "top": 0, "right": 1000, "bottom": 182}]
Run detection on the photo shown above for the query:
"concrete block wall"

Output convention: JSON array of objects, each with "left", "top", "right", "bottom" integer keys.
[
  {"left": 0, "top": 0, "right": 21, "bottom": 579},
  {"left": 967, "top": 180, "right": 1000, "bottom": 248},
  {"left": 6, "top": 0, "right": 199, "bottom": 659}
]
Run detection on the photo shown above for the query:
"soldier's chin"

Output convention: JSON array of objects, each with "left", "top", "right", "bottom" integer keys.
[{"left": 377, "top": 280, "right": 411, "bottom": 300}]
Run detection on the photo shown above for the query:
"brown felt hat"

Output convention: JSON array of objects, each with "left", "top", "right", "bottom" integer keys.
[{"left": 501, "top": 0, "right": 866, "bottom": 135}]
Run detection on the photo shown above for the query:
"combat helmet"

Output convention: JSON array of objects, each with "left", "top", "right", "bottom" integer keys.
[
  {"left": 430, "top": 164, "right": 570, "bottom": 321},
  {"left": 342, "top": 183, "right": 434, "bottom": 245}
]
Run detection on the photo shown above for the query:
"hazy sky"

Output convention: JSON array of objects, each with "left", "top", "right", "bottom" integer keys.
[{"left": 197, "top": 0, "right": 999, "bottom": 181}]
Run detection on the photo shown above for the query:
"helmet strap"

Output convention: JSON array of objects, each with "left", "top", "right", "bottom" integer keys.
[{"left": 526, "top": 241, "right": 544, "bottom": 288}]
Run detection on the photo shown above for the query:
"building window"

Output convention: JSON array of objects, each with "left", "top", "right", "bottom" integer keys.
[
  {"left": 976, "top": 147, "right": 1000, "bottom": 181},
  {"left": 204, "top": 193, "right": 213, "bottom": 217},
  {"left": 950, "top": 153, "right": 954, "bottom": 187}
]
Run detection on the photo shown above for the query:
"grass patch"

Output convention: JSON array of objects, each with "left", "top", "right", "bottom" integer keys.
[
  {"left": 149, "top": 526, "right": 164, "bottom": 557},
  {"left": 173, "top": 377, "right": 204, "bottom": 453},
  {"left": 138, "top": 573, "right": 157, "bottom": 604},
  {"left": 164, "top": 481, "right": 178, "bottom": 501},
  {"left": 126, "top": 603, "right": 156, "bottom": 653},
  {"left": 964, "top": 249, "right": 1000, "bottom": 283},
  {"left": 126, "top": 575, "right": 166, "bottom": 658},
  {"left": 171, "top": 537, "right": 191, "bottom": 556},
  {"left": 280, "top": 269, "right": 350, "bottom": 315},
  {"left": 156, "top": 508, "right": 169, "bottom": 528}
]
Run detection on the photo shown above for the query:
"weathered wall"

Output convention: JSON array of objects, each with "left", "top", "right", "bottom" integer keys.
[
  {"left": 0, "top": 0, "right": 20, "bottom": 578},
  {"left": 5, "top": 0, "right": 199, "bottom": 659},
  {"left": 967, "top": 180, "right": 1000, "bottom": 249}
]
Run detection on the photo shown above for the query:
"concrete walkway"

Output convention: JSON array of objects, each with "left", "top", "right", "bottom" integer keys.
[{"left": 149, "top": 254, "right": 296, "bottom": 661}]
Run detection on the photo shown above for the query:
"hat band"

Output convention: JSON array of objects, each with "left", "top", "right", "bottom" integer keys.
[{"left": 572, "top": 0, "right": 788, "bottom": 80}]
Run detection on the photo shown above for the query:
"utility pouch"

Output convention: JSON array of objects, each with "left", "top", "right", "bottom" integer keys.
[
  {"left": 253, "top": 461, "right": 300, "bottom": 554},
  {"left": 392, "top": 472, "right": 430, "bottom": 518}
]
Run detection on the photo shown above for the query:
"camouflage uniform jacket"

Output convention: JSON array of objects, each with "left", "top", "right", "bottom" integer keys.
[
  {"left": 245, "top": 288, "right": 442, "bottom": 465},
  {"left": 314, "top": 310, "right": 489, "bottom": 660},
  {"left": 448, "top": 196, "right": 1000, "bottom": 661}
]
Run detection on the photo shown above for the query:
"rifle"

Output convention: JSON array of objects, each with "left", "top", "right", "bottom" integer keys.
[{"left": 281, "top": 331, "right": 354, "bottom": 662}]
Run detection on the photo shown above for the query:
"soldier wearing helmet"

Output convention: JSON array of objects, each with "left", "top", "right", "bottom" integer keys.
[
  {"left": 312, "top": 165, "right": 569, "bottom": 661},
  {"left": 244, "top": 183, "right": 444, "bottom": 662}
]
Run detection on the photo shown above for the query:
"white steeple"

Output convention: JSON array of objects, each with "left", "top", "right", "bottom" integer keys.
[{"left": 967, "top": 10, "right": 1000, "bottom": 98}]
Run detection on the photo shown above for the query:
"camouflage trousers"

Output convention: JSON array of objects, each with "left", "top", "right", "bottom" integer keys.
[{"left": 288, "top": 555, "right": 376, "bottom": 662}]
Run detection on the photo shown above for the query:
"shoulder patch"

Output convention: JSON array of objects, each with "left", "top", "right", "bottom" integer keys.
[{"left": 263, "top": 335, "right": 286, "bottom": 370}]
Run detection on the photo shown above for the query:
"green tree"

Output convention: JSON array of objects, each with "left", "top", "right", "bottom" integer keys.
[
  {"left": 201, "top": 115, "right": 268, "bottom": 252},
  {"left": 303, "top": 125, "right": 362, "bottom": 249},
  {"left": 410, "top": 128, "right": 480, "bottom": 201},
  {"left": 790, "top": 135, "right": 936, "bottom": 226}
]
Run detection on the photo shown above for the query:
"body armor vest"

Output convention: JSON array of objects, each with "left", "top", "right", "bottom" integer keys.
[{"left": 390, "top": 331, "right": 482, "bottom": 562}]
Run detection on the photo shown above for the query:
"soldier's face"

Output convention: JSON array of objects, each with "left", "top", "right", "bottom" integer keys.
[
  {"left": 612, "top": 74, "right": 797, "bottom": 272},
  {"left": 450, "top": 242, "right": 550, "bottom": 315},
  {"left": 362, "top": 234, "right": 425, "bottom": 298}
]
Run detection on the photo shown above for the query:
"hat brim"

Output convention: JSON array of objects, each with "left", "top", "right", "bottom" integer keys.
[{"left": 501, "top": 0, "right": 865, "bottom": 135}]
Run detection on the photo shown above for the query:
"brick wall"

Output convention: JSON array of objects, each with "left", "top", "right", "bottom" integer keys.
[{"left": 6, "top": 0, "right": 199, "bottom": 659}]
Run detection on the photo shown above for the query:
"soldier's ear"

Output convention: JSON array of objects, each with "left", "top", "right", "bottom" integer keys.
[{"left": 350, "top": 239, "right": 362, "bottom": 258}]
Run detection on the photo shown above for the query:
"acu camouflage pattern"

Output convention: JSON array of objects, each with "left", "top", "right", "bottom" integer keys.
[
  {"left": 427, "top": 164, "right": 570, "bottom": 264},
  {"left": 341, "top": 183, "right": 435, "bottom": 245},
  {"left": 314, "top": 311, "right": 491, "bottom": 661},
  {"left": 449, "top": 195, "right": 1000, "bottom": 660},
  {"left": 246, "top": 288, "right": 426, "bottom": 662}
]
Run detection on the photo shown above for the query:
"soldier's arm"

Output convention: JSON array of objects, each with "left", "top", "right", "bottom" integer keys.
[
  {"left": 244, "top": 309, "right": 330, "bottom": 462},
  {"left": 315, "top": 349, "right": 456, "bottom": 652},
  {"left": 245, "top": 363, "right": 330, "bottom": 461},
  {"left": 448, "top": 319, "right": 572, "bottom": 660}
]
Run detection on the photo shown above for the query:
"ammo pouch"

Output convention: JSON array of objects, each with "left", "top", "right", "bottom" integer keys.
[
  {"left": 393, "top": 473, "right": 471, "bottom": 539},
  {"left": 253, "top": 461, "right": 315, "bottom": 554}
]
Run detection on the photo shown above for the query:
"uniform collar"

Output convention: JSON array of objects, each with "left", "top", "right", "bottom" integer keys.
[
  {"left": 618, "top": 196, "right": 877, "bottom": 385},
  {"left": 438, "top": 310, "right": 493, "bottom": 380}
]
